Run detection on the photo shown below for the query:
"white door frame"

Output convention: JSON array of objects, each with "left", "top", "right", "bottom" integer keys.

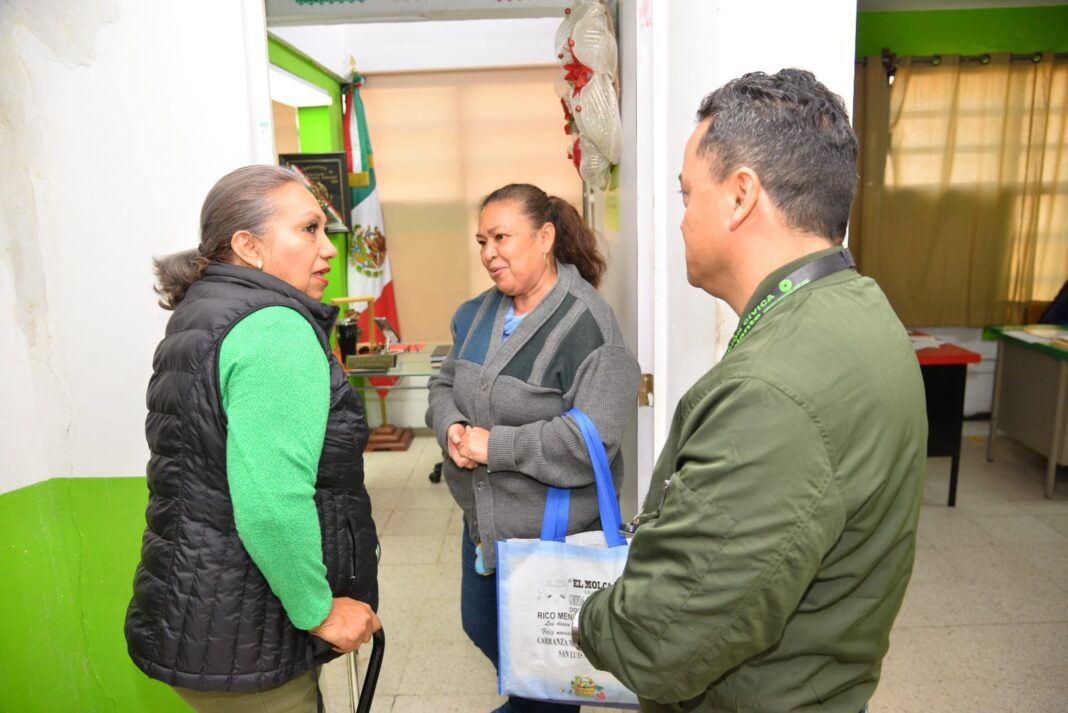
[{"left": 615, "top": 0, "right": 858, "bottom": 509}]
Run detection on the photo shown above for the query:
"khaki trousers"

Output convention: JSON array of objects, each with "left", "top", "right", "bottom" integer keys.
[{"left": 173, "top": 670, "right": 319, "bottom": 713}]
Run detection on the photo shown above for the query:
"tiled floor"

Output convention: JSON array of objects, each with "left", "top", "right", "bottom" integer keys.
[{"left": 323, "top": 421, "right": 1068, "bottom": 712}]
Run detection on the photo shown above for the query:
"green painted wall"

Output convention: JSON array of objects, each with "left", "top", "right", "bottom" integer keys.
[
  {"left": 0, "top": 478, "right": 188, "bottom": 712},
  {"left": 297, "top": 106, "right": 339, "bottom": 154},
  {"left": 267, "top": 35, "right": 344, "bottom": 151},
  {"left": 856, "top": 5, "right": 1068, "bottom": 57},
  {"left": 268, "top": 35, "right": 349, "bottom": 302}
]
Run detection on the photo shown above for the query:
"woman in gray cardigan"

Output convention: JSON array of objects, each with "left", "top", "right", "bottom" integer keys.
[{"left": 426, "top": 183, "right": 640, "bottom": 713}]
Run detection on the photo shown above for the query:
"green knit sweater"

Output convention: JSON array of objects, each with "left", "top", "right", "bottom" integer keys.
[{"left": 218, "top": 305, "right": 333, "bottom": 630}]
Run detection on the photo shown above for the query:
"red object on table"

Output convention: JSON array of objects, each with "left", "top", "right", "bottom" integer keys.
[
  {"left": 914, "top": 343, "right": 982, "bottom": 367},
  {"left": 910, "top": 330, "right": 982, "bottom": 366},
  {"left": 909, "top": 331, "right": 982, "bottom": 507}
]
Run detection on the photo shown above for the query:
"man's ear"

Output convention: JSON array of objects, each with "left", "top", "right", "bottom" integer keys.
[
  {"left": 230, "top": 230, "right": 260, "bottom": 267},
  {"left": 727, "top": 166, "right": 760, "bottom": 231}
]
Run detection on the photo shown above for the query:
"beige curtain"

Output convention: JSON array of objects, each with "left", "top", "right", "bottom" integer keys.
[
  {"left": 849, "top": 57, "right": 891, "bottom": 273},
  {"left": 853, "top": 53, "right": 1068, "bottom": 326},
  {"left": 358, "top": 68, "right": 581, "bottom": 341}
]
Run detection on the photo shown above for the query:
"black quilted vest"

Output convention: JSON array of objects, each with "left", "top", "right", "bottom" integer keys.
[{"left": 125, "top": 263, "right": 378, "bottom": 692}]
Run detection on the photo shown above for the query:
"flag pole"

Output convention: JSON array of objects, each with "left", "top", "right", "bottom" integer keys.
[{"left": 344, "top": 59, "right": 411, "bottom": 452}]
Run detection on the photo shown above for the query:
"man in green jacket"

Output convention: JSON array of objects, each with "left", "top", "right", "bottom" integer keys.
[{"left": 573, "top": 69, "right": 927, "bottom": 712}]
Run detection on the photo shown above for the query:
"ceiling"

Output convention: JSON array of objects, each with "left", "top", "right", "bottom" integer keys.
[
  {"left": 267, "top": 0, "right": 1062, "bottom": 83},
  {"left": 270, "top": 17, "right": 563, "bottom": 77},
  {"left": 265, "top": 0, "right": 570, "bottom": 26}
]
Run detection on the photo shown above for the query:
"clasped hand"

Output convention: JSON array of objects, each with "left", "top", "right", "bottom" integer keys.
[
  {"left": 309, "top": 597, "right": 381, "bottom": 654},
  {"left": 447, "top": 423, "right": 489, "bottom": 469}
]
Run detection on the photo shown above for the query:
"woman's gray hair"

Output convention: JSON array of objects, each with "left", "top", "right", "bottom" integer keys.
[{"left": 153, "top": 165, "right": 301, "bottom": 310}]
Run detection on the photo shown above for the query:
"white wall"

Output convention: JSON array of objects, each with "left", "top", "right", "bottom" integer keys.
[
  {"left": 0, "top": 0, "right": 272, "bottom": 493},
  {"left": 646, "top": 0, "right": 857, "bottom": 471}
]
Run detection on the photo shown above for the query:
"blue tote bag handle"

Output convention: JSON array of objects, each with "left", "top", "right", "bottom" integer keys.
[{"left": 538, "top": 408, "right": 626, "bottom": 547}]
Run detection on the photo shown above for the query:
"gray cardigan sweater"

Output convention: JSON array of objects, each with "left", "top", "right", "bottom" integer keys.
[{"left": 426, "top": 262, "right": 640, "bottom": 568}]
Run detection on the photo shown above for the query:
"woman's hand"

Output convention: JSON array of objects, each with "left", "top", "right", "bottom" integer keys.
[
  {"left": 458, "top": 427, "right": 490, "bottom": 465},
  {"left": 309, "top": 597, "right": 381, "bottom": 653},
  {"left": 447, "top": 422, "right": 478, "bottom": 469}
]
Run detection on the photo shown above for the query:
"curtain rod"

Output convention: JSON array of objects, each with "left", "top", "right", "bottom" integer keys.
[{"left": 856, "top": 51, "right": 1068, "bottom": 68}]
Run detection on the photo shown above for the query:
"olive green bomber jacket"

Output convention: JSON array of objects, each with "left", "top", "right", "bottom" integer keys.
[{"left": 576, "top": 248, "right": 928, "bottom": 712}]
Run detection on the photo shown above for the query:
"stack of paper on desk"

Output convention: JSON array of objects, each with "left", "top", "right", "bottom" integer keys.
[{"left": 910, "top": 335, "right": 942, "bottom": 351}]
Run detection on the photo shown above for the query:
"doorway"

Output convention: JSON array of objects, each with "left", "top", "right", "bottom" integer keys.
[{"left": 263, "top": 0, "right": 651, "bottom": 515}]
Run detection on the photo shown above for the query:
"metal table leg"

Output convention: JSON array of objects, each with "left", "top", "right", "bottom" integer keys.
[
  {"left": 1046, "top": 360, "right": 1068, "bottom": 499},
  {"left": 987, "top": 340, "right": 1005, "bottom": 464}
]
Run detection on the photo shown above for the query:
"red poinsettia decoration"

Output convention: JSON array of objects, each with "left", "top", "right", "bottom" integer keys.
[{"left": 561, "top": 47, "right": 593, "bottom": 97}]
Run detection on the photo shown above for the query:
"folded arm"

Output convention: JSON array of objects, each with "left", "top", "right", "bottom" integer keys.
[{"left": 486, "top": 345, "right": 640, "bottom": 486}]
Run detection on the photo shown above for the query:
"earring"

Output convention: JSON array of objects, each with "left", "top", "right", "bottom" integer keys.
[
  {"left": 256, "top": 258, "right": 263, "bottom": 270},
  {"left": 543, "top": 252, "right": 549, "bottom": 267}
]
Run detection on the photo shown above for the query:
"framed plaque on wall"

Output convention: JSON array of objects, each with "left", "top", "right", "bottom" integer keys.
[{"left": 279, "top": 152, "right": 351, "bottom": 233}]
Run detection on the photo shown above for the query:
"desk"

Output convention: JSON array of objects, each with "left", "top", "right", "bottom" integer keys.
[
  {"left": 985, "top": 326, "right": 1068, "bottom": 498},
  {"left": 913, "top": 337, "right": 982, "bottom": 507},
  {"left": 344, "top": 343, "right": 446, "bottom": 452}
]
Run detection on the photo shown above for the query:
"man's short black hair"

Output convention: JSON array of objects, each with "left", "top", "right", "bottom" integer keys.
[{"left": 696, "top": 68, "right": 858, "bottom": 241}]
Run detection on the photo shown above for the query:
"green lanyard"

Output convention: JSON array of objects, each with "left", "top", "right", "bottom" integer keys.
[{"left": 725, "top": 249, "right": 856, "bottom": 355}]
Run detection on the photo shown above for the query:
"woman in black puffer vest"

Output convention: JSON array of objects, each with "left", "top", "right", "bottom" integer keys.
[{"left": 125, "top": 166, "right": 380, "bottom": 712}]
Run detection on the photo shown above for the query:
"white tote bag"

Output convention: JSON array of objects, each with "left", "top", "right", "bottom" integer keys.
[{"left": 496, "top": 408, "right": 638, "bottom": 708}]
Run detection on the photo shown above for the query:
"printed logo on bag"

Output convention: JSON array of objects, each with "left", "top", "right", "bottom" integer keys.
[
  {"left": 566, "top": 675, "right": 607, "bottom": 701},
  {"left": 571, "top": 578, "right": 611, "bottom": 591},
  {"left": 537, "top": 578, "right": 570, "bottom": 601}
]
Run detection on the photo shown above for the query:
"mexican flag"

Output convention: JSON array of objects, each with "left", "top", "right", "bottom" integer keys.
[{"left": 344, "top": 72, "right": 400, "bottom": 398}]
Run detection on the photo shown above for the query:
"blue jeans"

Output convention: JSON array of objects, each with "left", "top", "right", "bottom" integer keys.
[{"left": 461, "top": 522, "right": 580, "bottom": 713}]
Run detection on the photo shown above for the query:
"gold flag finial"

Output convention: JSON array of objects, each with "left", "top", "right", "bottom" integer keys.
[{"left": 348, "top": 54, "right": 358, "bottom": 75}]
